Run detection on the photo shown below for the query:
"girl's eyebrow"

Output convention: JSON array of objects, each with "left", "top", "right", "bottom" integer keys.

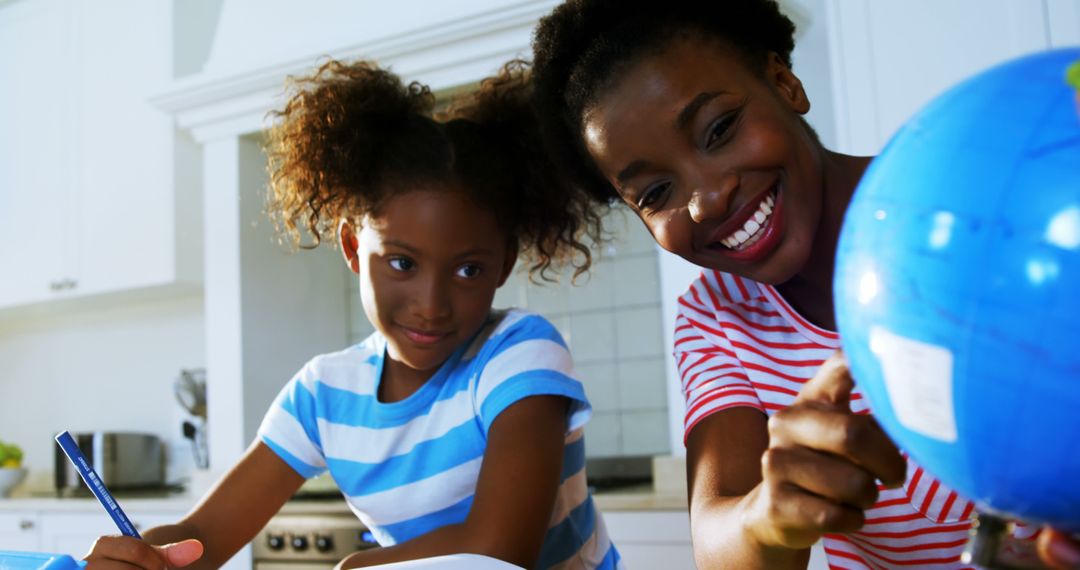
[{"left": 383, "top": 239, "right": 496, "bottom": 259}]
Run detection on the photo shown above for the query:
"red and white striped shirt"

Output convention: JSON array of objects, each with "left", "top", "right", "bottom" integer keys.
[{"left": 675, "top": 269, "right": 1035, "bottom": 569}]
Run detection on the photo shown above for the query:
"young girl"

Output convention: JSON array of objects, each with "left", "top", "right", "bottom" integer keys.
[
  {"left": 81, "top": 60, "right": 621, "bottom": 569},
  {"left": 526, "top": 1, "right": 1080, "bottom": 569}
]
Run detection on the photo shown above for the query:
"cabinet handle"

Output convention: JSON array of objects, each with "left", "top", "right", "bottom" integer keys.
[
  {"left": 49, "top": 278, "right": 78, "bottom": 292},
  {"left": 19, "top": 519, "right": 34, "bottom": 530}
]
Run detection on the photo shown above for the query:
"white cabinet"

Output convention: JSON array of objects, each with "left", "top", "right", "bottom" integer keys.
[
  {"left": 0, "top": 511, "right": 40, "bottom": 550},
  {"left": 826, "top": 0, "right": 1078, "bottom": 155},
  {"left": 603, "top": 511, "right": 695, "bottom": 570},
  {"left": 0, "top": 508, "right": 184, "bottom": 557},
  {"left": 38, "top": 510, "right": 180, "bottom": 558},
  {"left": 0, "top": 0, "right": 200, "bottom": 312},
  {"left": 0, "top": 0, "right": 74, "bottom": 307}
]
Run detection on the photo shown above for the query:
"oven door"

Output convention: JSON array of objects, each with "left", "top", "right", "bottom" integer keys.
[{"left": 253, "top": 512, "right": 379, "bottom": 569}]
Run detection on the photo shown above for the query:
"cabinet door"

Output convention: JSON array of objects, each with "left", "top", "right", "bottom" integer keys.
[
  {"left": 0, "top": 511, "right": 41, "bottom": 550},
  {"left": 37, "top": 512, "right": 115, "bottom": 557},
  {"left": 603, "top": 511, "right": 696, "bottom": 570},
  {"left": 0, "top": 0, "right": 75, "bottom": 308},
  {"left": 70, "top": 0, "right": 175, "bottom": 296},
  {"left": 37, "top": 509, "right": 182, "bottom": 557},
  {"left": 828, "top": 0, "right": 1052, "bottom": 154}
]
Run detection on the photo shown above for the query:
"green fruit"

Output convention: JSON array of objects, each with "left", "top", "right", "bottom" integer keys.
[{"left": 1068, "top": 60, "right": 1080, "bottom": 91}]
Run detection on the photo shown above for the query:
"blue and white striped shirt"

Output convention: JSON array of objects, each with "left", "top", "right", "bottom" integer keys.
[{"left": 258, "top": 309, "right": 622, "bottom": 569}]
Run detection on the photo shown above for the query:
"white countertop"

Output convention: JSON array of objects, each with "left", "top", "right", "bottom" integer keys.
[{"left": 0, "top": 485, "right": 686, "bottom": 515}]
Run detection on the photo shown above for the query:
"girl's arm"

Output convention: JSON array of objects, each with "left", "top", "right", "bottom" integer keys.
[
  {"left": 335, "top": 395, "right": 569, "bottom": 569},
  {"left": 686, "top": 352, "right": 906, "bottom": 570},
  {"left": 82, "top": 440, "right": 305, "bottom": 569}
]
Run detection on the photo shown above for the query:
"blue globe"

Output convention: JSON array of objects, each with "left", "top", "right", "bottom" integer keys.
[{"left": 834, "top": 48, "right": 1080, "bottom": 531}]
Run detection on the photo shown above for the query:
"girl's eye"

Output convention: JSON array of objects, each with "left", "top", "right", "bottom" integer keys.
[
  {"left": 456, "top": 264, "right": 482, "bottom": 279},
  {"left": 638, "top": 182, "right": 671, "bottom": 211},
  {"left": 705, "top": 111, "right": 740, "bottom": 148},
  {"left": 388, "top": 256, "right": 415, "bottom": 272}
]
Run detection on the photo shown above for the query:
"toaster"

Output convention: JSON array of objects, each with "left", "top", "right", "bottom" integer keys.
[{"left": 54, "top": 431, "right": 165, "bottom": 494}]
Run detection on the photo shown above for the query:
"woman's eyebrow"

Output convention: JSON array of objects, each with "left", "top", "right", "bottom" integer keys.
[{"left": 675, "top": 91, "right": 725, "bottom": 130}]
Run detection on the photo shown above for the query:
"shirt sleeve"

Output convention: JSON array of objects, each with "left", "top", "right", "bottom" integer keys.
[
  {"left": 474, "top": 313, "right": 591, "bottom": 436},
  {"left": 257, "top": 360, "right": 328, "bottom": 479},
  {"left": 675, "top": 293, "right": 762, "bottom": 443}
]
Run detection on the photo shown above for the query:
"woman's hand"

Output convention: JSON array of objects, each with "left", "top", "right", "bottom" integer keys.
[
  {"left": 1037, "top": 528, "right": 1080, "bottom": 569},
  {"left": 744, "top": 350, "right": 907, "bottom": 550},
  {"left": 83, "top": 536, "right": 203, "bottom": 569}
]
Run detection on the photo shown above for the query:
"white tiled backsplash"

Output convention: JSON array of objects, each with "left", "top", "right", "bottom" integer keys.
[{"left": 346, "top": 207, "right": 671, "bottom": 458}]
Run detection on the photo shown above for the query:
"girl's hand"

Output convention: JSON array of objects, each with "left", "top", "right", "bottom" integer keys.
[
  {"left": 1037, "top": 528, "right": 1080, "bottom": 569},
  {"left": 745, "top": 350, "right": 907, "bottom": 550},
  {"left": 83, "top": 536, "right": 203, "bottom": 569}
]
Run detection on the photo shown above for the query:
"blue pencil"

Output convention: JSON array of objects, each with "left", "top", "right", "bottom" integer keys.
[{"left": 54, "top": 431, "right": 142, "bottom": 539}]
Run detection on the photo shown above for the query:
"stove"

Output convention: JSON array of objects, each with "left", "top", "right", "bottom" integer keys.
[{"left": 252, "top": 512, "right": 379, "bottom": 569}]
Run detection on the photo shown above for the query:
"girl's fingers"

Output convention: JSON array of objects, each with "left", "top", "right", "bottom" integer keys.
[
  {"left": 762, "top": 445, "right": 880, "bottom": 509},
  {"left": 157, "top": 539, "right": 204, "bottom": 568},
  {"left": 84, "top": 536, "right": 167, "bottom": 570},
  {"left": 768, "top": 405, "right": 906, "bottom": 487}
]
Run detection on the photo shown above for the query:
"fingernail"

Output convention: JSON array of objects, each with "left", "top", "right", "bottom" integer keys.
[{"left": 1048, "top": 535, "right": 1080, "bottom": 567}]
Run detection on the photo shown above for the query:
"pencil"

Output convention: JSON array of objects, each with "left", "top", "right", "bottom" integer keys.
[{"left": 54, "top": 431, "right": 142, "bottom": 539}]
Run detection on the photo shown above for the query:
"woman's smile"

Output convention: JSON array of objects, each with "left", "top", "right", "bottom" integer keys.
[{"left": 704, "top": 185, "right": 785, "bottom": 263}]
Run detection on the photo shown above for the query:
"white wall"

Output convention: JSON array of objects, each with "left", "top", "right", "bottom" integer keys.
[{"left": 0, "top": 296, "right": 205, "bottom": 477}]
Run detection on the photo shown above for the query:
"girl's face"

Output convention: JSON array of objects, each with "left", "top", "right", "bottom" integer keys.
[
  {"left": 581, "top": 37, "right": 822, "bottom": 284},
  {"left": 341, "top": 187, "right": 516, "bottom": 382}
]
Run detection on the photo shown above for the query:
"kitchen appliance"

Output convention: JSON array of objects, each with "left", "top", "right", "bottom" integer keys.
[
  {"left": 173, "top": 368, "right": 208, "bottom": 469},
  {"left": 252, "top": 513, "right": 379, "bottom": 569},
  {"left": 54, "top": 432, "right": 165, "bottom": 494}
]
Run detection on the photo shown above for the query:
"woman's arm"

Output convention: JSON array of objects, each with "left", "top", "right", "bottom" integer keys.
[
  {"left": 335, "top": 395, "right": 569, "bottom": 569},
  {"left": 83, "top": 441, "right": 305, "bottom": 569},
  {"left": 686, "top": 351, "right": 906, "bottom": 569}
]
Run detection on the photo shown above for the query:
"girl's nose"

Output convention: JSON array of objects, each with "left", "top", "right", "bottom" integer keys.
[
  {"left": 413, "top": 275, "right": 452, "bottom": 321},
  {"left": 687, "top": 172, "right": 739, "bottom": 224}
]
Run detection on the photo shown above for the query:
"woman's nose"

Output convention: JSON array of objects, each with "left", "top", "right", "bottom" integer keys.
[{"left": 687, "top": 172, "right": 739, "bottom": 223}]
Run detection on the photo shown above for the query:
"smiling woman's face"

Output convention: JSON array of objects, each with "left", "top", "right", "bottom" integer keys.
[{"left": 582, "top": 37, "right": 824, "bottom": 284}]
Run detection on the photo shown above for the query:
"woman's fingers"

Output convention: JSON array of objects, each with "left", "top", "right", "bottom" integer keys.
[
  {"left": 748, "top": 477, "right": 866, "bottom": 549},
  {"left": 762, "top": 445, "right": 880, "bottom": 509},
  {"left": 768, "top": 404, "right": 906, "bottom": 488},
  {"left": 1037, "top": 528, "right": 1080, "bottom": 569},
  {"left": 794, "top": 351, "right": 854, "bottom": 409}
]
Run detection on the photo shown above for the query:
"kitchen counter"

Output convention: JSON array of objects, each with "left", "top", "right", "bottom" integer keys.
[{"left": 0, "top": 486, "right": 686, "bottom": 515}]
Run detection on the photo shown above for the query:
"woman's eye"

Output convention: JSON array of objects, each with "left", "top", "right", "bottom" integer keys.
[
  {"left": 705, "top": 111, "right": 739, "bottom": 148},
  {"left": 638, "top": 182, "right": 670, "bottom": 210},
  {"left": 456, "top": 264, "right": 482, "bottom": 279},
  {"left": 388, "top": 256, "right": 415, "bottom": 272}
]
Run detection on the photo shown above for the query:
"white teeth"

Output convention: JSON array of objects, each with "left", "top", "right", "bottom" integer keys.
[{"left": 720, "top": 192, "right": 776, "bottom": 251}]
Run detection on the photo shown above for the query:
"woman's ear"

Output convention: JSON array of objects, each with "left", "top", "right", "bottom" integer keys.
[
  {"left": 768, "top": 52, "right": 811, "bottom": 115},
  {"left": 338, "top": 219, "right": 361, "bottom": 274}
]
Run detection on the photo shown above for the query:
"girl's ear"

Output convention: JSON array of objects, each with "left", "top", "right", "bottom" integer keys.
[
  {"left": 339, "top": 219, "right": 361, "bottom": 274},
  {"left": 496, "top": 242, "right": 518, "bottom": 287},
  {"left": 768, "top": 52, "right": 810, "bottom": 115}
]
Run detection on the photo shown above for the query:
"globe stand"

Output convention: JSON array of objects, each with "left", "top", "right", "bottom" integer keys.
[{"left": 961, "top": 513, "right": 1045, "bottom": 570}]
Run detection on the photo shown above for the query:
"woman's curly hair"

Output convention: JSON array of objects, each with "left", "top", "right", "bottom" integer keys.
[
  {"left": 265, "top": 58, "right": 606, "bottom": 280},
  {"left": 531, "top": 0, "right": 797, "bottom": 203}
]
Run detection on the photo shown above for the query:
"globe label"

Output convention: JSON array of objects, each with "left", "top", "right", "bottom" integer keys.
[{"left": 869, "top": 326, "right": 958, "bottom": 442}]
